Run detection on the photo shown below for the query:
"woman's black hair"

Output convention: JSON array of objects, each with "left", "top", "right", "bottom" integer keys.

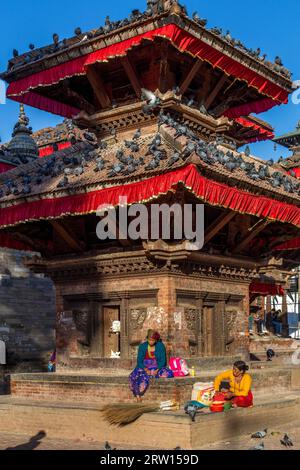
[{"left": 233, "top": 360, "right": 249, "bottom": 373}]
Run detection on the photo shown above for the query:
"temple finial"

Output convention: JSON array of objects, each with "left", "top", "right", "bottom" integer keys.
[{"left": 18, "top": 103, "right": 29, "bottom": 128}]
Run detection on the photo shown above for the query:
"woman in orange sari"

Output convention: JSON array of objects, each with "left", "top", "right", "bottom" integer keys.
[{"left": 214, "top": 361, "right": 253, "bottom": 408}]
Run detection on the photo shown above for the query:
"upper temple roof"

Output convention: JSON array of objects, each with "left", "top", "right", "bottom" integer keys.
[
  {"left": 1, "top": 2, "right": 292, "bottom": 85},
  {"left": 0, "top": 1, "right": 293, "bottom": 128}
]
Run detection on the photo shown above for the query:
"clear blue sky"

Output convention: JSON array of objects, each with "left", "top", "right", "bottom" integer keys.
[{"left": 0, "top": 0, "right": 299, "bottom": 160}]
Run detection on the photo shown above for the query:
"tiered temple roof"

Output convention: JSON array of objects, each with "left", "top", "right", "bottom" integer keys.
[{"left": 0, "top": 1, "right": 298, "bottom": 268}]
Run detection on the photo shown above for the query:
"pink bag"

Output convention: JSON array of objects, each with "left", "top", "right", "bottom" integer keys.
[{"left": 169, "top": 357, "right": 190, "bottom": 377}]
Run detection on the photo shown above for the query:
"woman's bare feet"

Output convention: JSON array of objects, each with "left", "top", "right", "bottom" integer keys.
[{"left": 136, "top": 396, "right": 142, "bottom": 403}]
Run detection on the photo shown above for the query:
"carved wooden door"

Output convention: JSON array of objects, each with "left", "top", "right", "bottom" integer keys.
[{"left": 103, "top": 307, "right": 120, "bottom": 358}]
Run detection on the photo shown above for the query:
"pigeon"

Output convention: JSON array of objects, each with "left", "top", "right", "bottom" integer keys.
[
  {"left": 141, "top": 88, "right": 161, "bottom": 113},
  {"left": 210, "top": 27, "right": 223, "bottom": 36},
  {"left": 280, "top": 434, "right": 293, "bottom": 447},
  {"left": 74, "top": 27, "right": 82, "bottom": 36},
  {"left": 105, "top": 441, "right": 116, "bottom": 451},
  {"left": 53, "top": 33, "right": 59, "bottom": 45},
  {"left": 266, "top": 349, "right": 275, "bottom": 361},
  {"left": 74, "top": 167, "right": 84, "bottom": 176},
  {"left": 251, "top": 429, "right": 268, "bottom": 439},
  {"left": 108, "top": 163, "right": 124, "bottom": 177},
  {"left": 168, "top": 153, "right": 181, "bottom": 166},
  {"left": 133, "top": 128, "right": 141, "bottom": 140},
  {"left": 153, "top": 134, "right": 162, "bottom": 147},
  {"left": 29, "top": 44, "right": 35, "bottom": 50},
  {"left": 225, "top": 161, "right": 237, "bottom": 172},
  {"left": 145, "top": 159, "right": 159, "bottom": 170},
  {"left": 244, "top": 145, "right": 251, "bottom": 157},
  {"left": 57, "top": 176, "right": 69, "bottom": 188},
  {"left": 172, "top": 86, "right": 181, "bottom": 95},
  {"left": 225, "top": 30, "right": 233, "bottom": 43},
  {"left": 199, "top": 104, "right": 208, "bottom": 115},
  {"left": 13, "top": 49, "right": 19, "bottom": 58},
  {"left": 249, "top": 442, "right": 265, "bottom": 450}
]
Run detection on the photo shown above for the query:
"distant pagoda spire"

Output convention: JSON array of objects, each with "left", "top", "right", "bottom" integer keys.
[{"left": 6, "top": 104, "right": 39, "bottom": 164}]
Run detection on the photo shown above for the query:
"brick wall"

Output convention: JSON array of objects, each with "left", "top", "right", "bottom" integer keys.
[
  {"left": 0, "top": 249, "right": 56, "bottom": 366},
  {"left": 9, "top": 368, "right": 293, "bottom": 404},
  {"left": 55, "top": 271, "right": 250, "bottom": 366}
]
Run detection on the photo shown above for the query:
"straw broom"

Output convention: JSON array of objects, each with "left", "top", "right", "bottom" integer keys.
[{"left": 100, "top": 403, "right": 160, "bottom": 427}]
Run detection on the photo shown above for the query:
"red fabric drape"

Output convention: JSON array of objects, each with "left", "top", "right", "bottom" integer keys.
[
  {"left": 0, "top": 162, "right": 16, "bottom": 174},
  {"left": 273, "top": 237, "right": 300, "bottom": 251},
  {"left": 2, "top": 164, "right": 300, "bottom": 230},
  {"left": 224, "top": 97, "right": 283, "bottom": 119},
  {"left": 289, "top": 168, "right": 300, "bottom": 178},
  {"left": 39, "top": 142, "right": 72, "bottom": 158},
  {"left": 250, "top": 282, "right": 285, "bottom": 296},
  {"left": 234, "top": 117, "right": 275, "bottom": 143},
  {"left": 0, "top": 233, "right": 33, "bottom": 251},
  {"left": 6, "top": 24, "right": 289, "bottom": 118}
]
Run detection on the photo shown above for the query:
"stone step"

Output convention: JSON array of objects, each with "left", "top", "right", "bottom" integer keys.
[{"left": 0, "top": 391, "right": 300, "bottom": 449}]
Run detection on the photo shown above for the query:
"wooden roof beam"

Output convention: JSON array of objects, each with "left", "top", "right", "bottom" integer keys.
[
  {"left": 179, "top": 59, "right": 203, "bottom": 95},
  {"left": 86, "top": 66, "right": 111, "bottom": 109},
  {"left": 205, "top": 75, "right": 228, "bottom": 109},
  {"left": 51, "top": 220, "right": 85, "bottom": 252},
  {"left": 232, "top": 219, "right": 272, "bottom": 255},
  {"left": 120, "top": 56, "right": 142, "bottom": 98},
  {"left": 11, "top": 232, "right": 51, "bottom": 256},
  {"left": 62, "top": 80, "right": 95, "bottom": 115},
  {"left": 204, "top": 210, "right": 237, "bottom": 246}
]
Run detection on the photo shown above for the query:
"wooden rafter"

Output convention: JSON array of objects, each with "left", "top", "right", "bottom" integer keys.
[
  {"left": 51, "top": 220, "right": 85, "bottom": 252},
  {"left": 179, "top": 59, "right": 203, "bottom": 95},
  {"left": 232, "top": 220, "right": 272, "bottom": 255},
  {"left": 204, "top": 210, "right": 236, "bottom": 246},
  {"left": 11, "top": 232, "right": 50, "bottom": 255},
  {"left": 86, "top": 66, "right": 111, "bottom": 109},
  {"left": 196, "top": 68, "right": 212, "bottom": 103},
  {"left": 62, "top": 80, "right": 95, "bottom": 114},
  {"left": 205, "top": 75, "right": 228, "bottom": 109},
  {"left": 120, "top": 56, "right": 142, "bottom": 98}
]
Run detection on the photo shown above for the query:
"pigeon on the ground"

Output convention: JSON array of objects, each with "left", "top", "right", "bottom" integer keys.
[
  {"left": 280, "top": 434, "right": 293, "bottom": 447},
  {"left": 249, "top": 441, "right": 265, "bottom": 450},
  {"left": 267, "top": 349, "right": 275, "bottom": 361},
  {"left": 251, "top": 429, "right": 268, "bottom": 439},
  {"left": 105, "top": 441, "right": 116, "bottom": 450}
]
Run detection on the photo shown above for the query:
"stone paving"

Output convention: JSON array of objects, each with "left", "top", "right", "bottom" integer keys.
[
  {"left": 197, "top": 421, "right": 300, "bottom": 451},
  {"left": 0, "top": 421, "right": 299, "bottom": 450}
]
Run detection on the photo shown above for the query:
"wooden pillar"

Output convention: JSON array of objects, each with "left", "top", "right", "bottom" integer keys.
[
  {"left": 89, "top": 300, "right": 103, "bottom": 356},
  {"left": 266, "top": 295, "right": 272, "bottom": 330},
  {"left": 196, "top": 296, "right": 203, "bottom": 356},
  {"left": 281, "top": 293, "right": 289, "bottom": 337},
  {"left": 121, "top": 294, "right": 130, "bottom": 359}
]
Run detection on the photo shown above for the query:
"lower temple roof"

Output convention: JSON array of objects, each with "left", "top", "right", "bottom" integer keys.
[{"left": 0, "top": 113, "right": 300, "bottom": 230}]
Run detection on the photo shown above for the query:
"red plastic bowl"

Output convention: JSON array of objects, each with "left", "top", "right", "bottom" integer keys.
[{"left": 210, "top": 403, "right": 225, "bottom": 413}]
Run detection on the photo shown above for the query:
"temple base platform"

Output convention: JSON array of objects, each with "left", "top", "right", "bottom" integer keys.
[
  {"left": 1, "top": 390, "right": 300, "bottom": 449},
  {"left": 5, "top": 365, "right": 300, "bottom": 405}
]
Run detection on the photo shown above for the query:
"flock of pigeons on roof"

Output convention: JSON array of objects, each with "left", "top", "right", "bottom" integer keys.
[
  {"left": 8, "top": 2, "right": 291, "bottom": 79},
  {"left": 0, "top": 112, "right": 299, "bottom": 200}
]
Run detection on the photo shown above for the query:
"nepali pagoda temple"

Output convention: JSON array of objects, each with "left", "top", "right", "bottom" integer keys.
[{"left": 0, "top": 0, "right": 299, "bottom": 369}]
